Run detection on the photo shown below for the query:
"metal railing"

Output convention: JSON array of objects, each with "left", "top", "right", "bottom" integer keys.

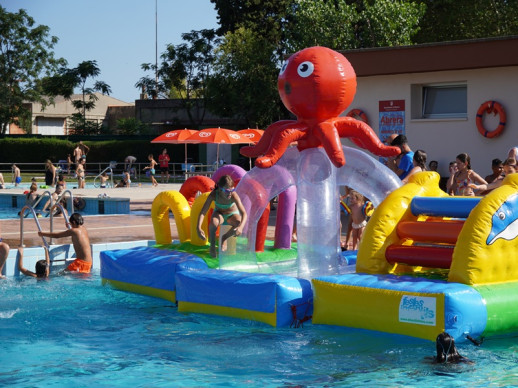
[
  {"left": 19, "top": 205, "right": 49, "bottom": 248},
  {"left": 93, "top": 166, "right": 114, "bottom": 188}
]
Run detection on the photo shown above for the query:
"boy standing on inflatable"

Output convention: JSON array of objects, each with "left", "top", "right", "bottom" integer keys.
[{"left": 197, "top": 175, "right": 247, "bottom": 257}]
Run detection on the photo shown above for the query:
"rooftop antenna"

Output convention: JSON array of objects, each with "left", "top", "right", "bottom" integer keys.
[{"left": 155, "top": 0, "right": 158, "bottom": 99}]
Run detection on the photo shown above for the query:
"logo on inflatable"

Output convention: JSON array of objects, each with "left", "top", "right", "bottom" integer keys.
[{"left": 399, "top": 295, "right": 436, "bottom": 326}]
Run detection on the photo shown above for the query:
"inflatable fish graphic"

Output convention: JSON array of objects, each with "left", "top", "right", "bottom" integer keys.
[{"left": 487, "top": 193, "right": 518, "bottom": 245}]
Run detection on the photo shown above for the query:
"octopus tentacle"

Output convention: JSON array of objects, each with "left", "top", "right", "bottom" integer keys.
[
  {"left": 335, "top": 117, "right": 401, "bottom": 157},
  {"left": 255, "top": 125, "right": 307, "bottom": 168},
  {"left": 240, "top": 120, "right": 297, "bottom": 158},
  {"left": 315, "top": 121, "right": 346, "bottom": 167}
]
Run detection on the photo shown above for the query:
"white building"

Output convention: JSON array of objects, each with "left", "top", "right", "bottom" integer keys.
[
  {"left": 9, "top": 93, "right": 133, "bottom": 135},
  {"left": 341, "top": 35, "right": 518, "bottom": 176}
]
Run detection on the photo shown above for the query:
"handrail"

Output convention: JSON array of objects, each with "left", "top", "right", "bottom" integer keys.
[
  {"left": 49, "top": 203, "right": 71, "bottom": 230},
  {"left": 49, "top": 190, "right": 74, "bottom": 243},
  {"left": 19, "top": 205, "right": 49, "bottom": 248},
  {"left": 93, "top": 166, "right": 114, "bottom": 188}
]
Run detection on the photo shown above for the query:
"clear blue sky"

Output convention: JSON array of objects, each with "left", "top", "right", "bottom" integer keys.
[{"left": 3, "top": 0, "right": 219, "bottom": 103}]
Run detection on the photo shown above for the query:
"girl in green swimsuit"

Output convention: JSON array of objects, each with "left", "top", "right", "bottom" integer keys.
[{"left": 197, "top": 175, "right": 247, "bottom": 257}]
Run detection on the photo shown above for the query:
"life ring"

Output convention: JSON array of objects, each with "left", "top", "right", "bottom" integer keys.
[
  {"left": 346, "top": 109, "right": 369, "bottom": 125},
  {"left": 476, "top": 101, "right": 506, "bottom": 138}
]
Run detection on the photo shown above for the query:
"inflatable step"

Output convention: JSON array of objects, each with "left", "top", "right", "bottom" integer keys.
[
  {"left": 396, "top": 220, "right": 464, "bottom": 244},
  {"left": 386, "top": 245, "right": 454, "bottom": 269},
  {"left": 175, "top": 269, "right": 313, "bottom": 327},
  {"left": 411, "top": 196, "right": 480, "bottom": 218},
  {"left": 100, "top": 246, "right": 208, "bottom": 302}
]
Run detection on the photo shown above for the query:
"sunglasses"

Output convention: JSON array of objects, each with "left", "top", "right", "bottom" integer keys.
[{"left": 221, "top": 187, "right": 235, "bottom": 194}]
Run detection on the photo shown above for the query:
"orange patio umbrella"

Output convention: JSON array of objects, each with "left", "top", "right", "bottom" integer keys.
[
  {"left": 151, "top": 128, "right": 197, "bottom": 169},
  {"left": 185, "top": 127, "right": 248, "bottom": 165},
  {"left": 238, "top": 128, "right": 264, "bottom": 169}
]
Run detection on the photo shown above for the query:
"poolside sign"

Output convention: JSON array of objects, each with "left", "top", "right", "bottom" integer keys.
[{"left": 399, "top": 295, "right": 436, "bottom": 326}]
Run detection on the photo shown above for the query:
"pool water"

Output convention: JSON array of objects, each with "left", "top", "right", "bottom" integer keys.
[{"left": 2, "top": 272, "right": 518, "bottom": 387}]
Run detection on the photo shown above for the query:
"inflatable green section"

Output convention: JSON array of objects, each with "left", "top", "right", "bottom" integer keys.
[{"left": 475, "top": 282, "right": 518, "bottom": 336}]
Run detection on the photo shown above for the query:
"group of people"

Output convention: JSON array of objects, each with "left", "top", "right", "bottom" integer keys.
[{"left": 384, "top": 134, "right": 517, "bottom": 197}]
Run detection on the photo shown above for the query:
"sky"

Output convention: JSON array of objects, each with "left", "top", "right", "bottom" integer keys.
[{"left": 3, "top": 0, "right": 219, "bottom": 103}]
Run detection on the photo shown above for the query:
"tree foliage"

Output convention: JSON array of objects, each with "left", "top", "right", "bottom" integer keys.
[
  {"left": 136, "top": 29, "right": 220, "bottom": 128},
  {"left": 0, "top": 6, "right": 65, "bottom": 134},
  {"left": 206, "top": 27, "right": 285, "bottom": 128},
  {"left": 286, "top": 0, "right": 425, "bottom": 51},
  {"left": 43, "top": 60, "right": 111, "bottom": 135},
  {"left": 414, "top": 0, "right": 518, "bottom": 43}
]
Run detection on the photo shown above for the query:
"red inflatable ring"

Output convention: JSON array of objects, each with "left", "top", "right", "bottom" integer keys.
[
  {"left": 346, "top": 108, "right": 369, "bottom": 125},
  {"left": 476, "top": 101, "right": 506, "bottom": 138}
]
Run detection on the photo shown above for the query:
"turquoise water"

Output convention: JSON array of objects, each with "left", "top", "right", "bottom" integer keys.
[{"left": 2, "top": 271, "right": 518, "bottom": 387}]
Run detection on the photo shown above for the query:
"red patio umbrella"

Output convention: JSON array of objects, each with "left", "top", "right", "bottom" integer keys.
[
  {"left": 238, "top": 128, "right": 264, "bottom": 169},
  {"left": 151, "top": 128, "right": 197, "bottom": 170},
  {"left": 186, "top": 127, "right": 248, "bottom": 165}
]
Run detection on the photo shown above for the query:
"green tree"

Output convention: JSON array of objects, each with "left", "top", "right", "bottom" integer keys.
[
  {"left": 286, "top": 0, "right": 425, "bottom": 51},
  {"left": 414, "top": 0, "right": 518, "bottom": 43},
  {"left": 206, "top": 27, "right": 285, "bottom": 127},
  {"left": 136, "top": 29, "right": 219, "bottom": 128},
  {"left": 116, "top": 117, "right": 150, "bottom": 135},
  {"left": 43, "top": 60, "right": 111, "bottom": 135},
  {"left": 0, "top": 7, "right": 65, "bottom": 134}
]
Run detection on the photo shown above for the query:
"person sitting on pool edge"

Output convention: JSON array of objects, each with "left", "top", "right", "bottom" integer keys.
[
  {"left": 38, "top": 213, "right": 93, "bottom": 274},
  {"left": 17, "top": 246, "right": 50, "bottom": 278},
  {"left": 434, "top": 332, "right": 471, "bottom": 364}
]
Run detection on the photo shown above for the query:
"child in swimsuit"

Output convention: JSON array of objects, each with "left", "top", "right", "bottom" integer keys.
[
  {"left": 17, "top": 246, "right": 50, "bottom": 278},
  {"left": 348, "top": 190, "right": 367, "bottom": 251},
  {"left": 446, "top": 153, "right": 487, "bottom": 196},
  {"left": 38, "top": 213, "right": 92, "bottom": 273},
  {"left": 143, "top": 154, "right": 158, "bottom": 187},
  {"left": 197, "top": 175, "right": 247, "bottom": 258}
]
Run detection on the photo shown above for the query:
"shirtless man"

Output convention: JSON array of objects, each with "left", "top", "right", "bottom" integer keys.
[
  {"left": 73, "top": 143, "right": 83, "bottom": 166},
  {"left": 12, "top": 164, "right": 21, "bottom": 186},
  {"left": 38, "top": 213, "right": 92, "bottom": 273}
]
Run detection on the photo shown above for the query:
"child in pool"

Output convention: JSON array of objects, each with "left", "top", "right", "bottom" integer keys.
[
  {"left": 434, "top": 332, "right": 472, "bottom": 364},
  {"left": 348, "top": 190, "right": 366, "bottom": 250},
  {"left": 143, "top": 154, "right": 158, "bottom": 187},
  {"left": 197, "top": 175, "right": 247, "bottom": 257},
  {"left": 38, "top": 213, "right": 93, "bottom": 273},
  {"left": 17, "top": 246, "right": 50, "bottom": 278},
  {"left": 100, "top": 171, "right": 109, "bottom": 188}
]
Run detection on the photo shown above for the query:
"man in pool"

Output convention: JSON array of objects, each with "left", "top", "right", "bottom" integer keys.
[
  {"left": 17, "top": 246, "right": 50, "bottom": 278},
  {"left": 38, "top": 213, "right": 93, "bottom": 273}
]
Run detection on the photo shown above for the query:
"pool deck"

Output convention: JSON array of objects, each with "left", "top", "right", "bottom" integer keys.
[
  {"left": 0, "top": 184, "right": 181, "bottom": 248},
  {"left": 0, "top": 183, "right": 279, "bottom": 248}
]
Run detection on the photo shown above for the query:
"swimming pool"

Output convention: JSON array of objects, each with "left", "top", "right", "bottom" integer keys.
[
  {"left": 2, "top": 270, "right": 518, "bottom": 386},
  {"left": 0, "top": 193, "right": 130, "bottom": 219}
]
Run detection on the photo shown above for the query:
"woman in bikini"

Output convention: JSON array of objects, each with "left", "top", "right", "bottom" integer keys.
[
  {"left": 446, "top": 153, "right": 487, "bottom": 196},
  {"left": 197, "top": 175, "right": 247, "bottom": 257}
]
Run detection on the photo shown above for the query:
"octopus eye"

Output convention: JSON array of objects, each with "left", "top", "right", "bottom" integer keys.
[
  {"left": 279, "top": 60, "right": 289, "bottom": 75},
  {"left": 498, "top": 211, "right": 506, "bottom": 220},
  {"left": 297, "top": 61, "right": 314, "bottom": 78}
]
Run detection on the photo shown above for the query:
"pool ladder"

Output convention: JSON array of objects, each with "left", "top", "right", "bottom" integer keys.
[
  {"left": 93, "top": 164, "right": 115, "bottom": 188},
  {"left": 19, "top": 190, "right": 74, "bottom": 246}
]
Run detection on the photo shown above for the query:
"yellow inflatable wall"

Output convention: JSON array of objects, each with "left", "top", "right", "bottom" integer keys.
[
  {"left": 152, "top": 191, "right": 191, "bottom": 244},
  {"left": 356, "top": 172, "right": 446, "bottom": 274},
  {"left": 450, "top": 174, "right": 518, "bottom": 285}
]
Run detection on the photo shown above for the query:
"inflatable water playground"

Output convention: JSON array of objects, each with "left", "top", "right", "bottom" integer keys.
[{"left": 100, "top": 46, "right": 518, "bottom": 342}]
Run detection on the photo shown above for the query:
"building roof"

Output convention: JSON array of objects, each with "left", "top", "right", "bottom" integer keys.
[{"left": 340, "top": 35, "right": 518, "bottom": 77}]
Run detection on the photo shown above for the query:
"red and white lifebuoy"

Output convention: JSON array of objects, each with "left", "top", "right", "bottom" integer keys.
[
  {"left": 476, "top": 101, "right": 506, "bottom": 138},
  {"left": 346, "top": 109, "right": 369, "bottom": 125}
]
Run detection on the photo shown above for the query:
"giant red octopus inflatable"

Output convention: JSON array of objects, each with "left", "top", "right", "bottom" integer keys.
[{"left": 240, "top": 46, "right": 401, "bottom": 168}]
